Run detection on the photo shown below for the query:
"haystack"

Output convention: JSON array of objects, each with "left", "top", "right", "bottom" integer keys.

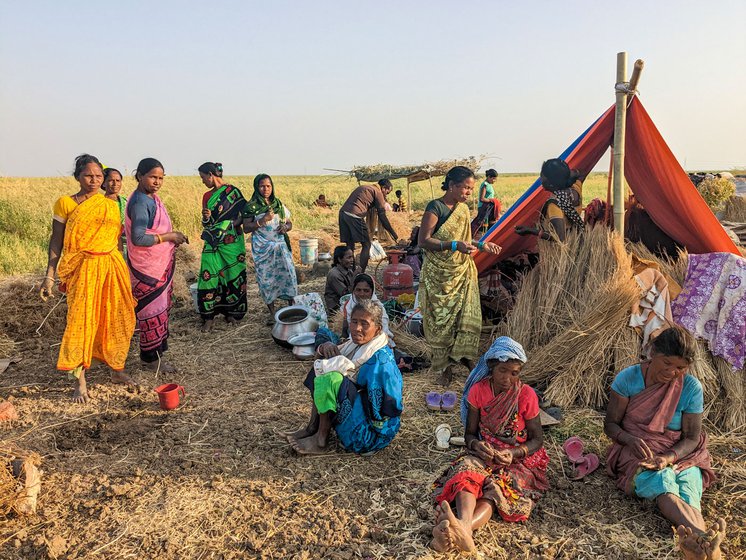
[
  {"left": 495, "top": 231, "right": 745, "bottom": 431},
  {"left": 723, "top": 195, "right": 746, "bottom": 223},
  {"left": 496, "top": 227, "right": 641, "bottom": 409}
]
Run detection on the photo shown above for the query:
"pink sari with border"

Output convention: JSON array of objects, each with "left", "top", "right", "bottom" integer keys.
[
  {"left": 606, "top": 375, "right": 715, "bottom": 495},
  {"left": 125, "top": 194, "right": 176, "bottom": 360}
]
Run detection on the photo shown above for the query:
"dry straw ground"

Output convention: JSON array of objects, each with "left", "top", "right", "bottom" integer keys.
[{"left": 0, "top": 175, "right": 743, "bottom": 559}]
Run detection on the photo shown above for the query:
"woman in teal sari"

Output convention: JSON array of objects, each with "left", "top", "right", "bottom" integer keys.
[{"left": 197, "top": 162, "right": 248, "bottom": 331}]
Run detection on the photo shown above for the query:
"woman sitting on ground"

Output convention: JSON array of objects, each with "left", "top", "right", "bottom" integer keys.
[
  {"left": 323, "top": 245, "right": 355, "bottom": 314},
  {"left": 286, "top": 299, "right": 403, "bottom": 456},
  {"left": 431, "top": 337, "right": 549, "bottom": 553},
  {"left": 605, "top": 326, "right": 725, "bottom": 560},
  {"left": 515, "top": 158, "right": 584, "bottom": 242}
]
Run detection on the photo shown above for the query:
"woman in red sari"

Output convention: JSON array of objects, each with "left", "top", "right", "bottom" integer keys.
[
  {"left": 605, "top": 326, "right": 726, "bottom": 560},
  {"left": 431, "top": 337, "right": 549, "bottom": 553}
]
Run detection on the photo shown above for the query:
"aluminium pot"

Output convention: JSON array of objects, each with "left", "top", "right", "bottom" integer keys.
[{"left": 271, "top": 305, "right": 319, "bottom": 348}]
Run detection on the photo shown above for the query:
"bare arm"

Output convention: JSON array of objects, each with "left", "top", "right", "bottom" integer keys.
[
  {"left": 512, "top": 414, "right": 544, "bottom": 459},
  {"left": 668, "top": 412, "right": 702, "bottom": 462},
  {"left": 418, "top": 211, "right": 475, "bottom": 254},
  {"left": 40, "top": 220, "right": 66, "bottom": 299},
  {"left": 604, "top": 389, "right": 654, "bottom": 460},
  {"left": 479, "top": 185, "right": 491, "bottom": 204}
]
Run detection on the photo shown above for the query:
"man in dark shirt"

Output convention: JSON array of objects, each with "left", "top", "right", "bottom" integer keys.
[{"left": 339, "top": 179, "right": 400, "bottom": 272}]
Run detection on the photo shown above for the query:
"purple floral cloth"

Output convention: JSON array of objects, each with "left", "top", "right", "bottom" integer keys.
[{"left": 672, "top": 253, "right": 746, "bottom": 370}]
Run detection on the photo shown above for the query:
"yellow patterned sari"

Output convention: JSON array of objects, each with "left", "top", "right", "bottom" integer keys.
[
  {"left": 419, "top": 202, "right": 481, "bottom": 373},
  {"left": 56, "top": 194, "right": 136, "bottom": 372}
]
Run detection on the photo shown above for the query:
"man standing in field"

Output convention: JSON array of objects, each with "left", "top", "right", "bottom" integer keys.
[{"left": 339, "top": 179, "right": 400, "bottom": 272}]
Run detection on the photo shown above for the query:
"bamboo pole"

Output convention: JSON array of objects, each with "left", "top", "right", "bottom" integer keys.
[
  {"left": 629, "top": 59, "right": 644, "bottom": 92},
  {"left": 407, "top": 177, "right": 412, "bottom": 214},
  {"left": 612, "top": 52, "right": 628, "bottom": 234}
]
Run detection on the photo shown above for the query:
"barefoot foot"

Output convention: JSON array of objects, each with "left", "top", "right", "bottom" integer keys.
[
  {"left": 283, "top": 425, "right": 317, "bottom": 443},
  {"left": 111, "top": 371, "right": 138, "bottom": 388},
  {"left": 702, "top": 518, "right": 726, "bottom": 560},
  {"left": 71, "top": 371, "right": 89, "bottom": 403},
  {"left": 676, "top": 525, "right": 707, "bottom": 560},
  {"left": 430, "top": 519, "right": 453, "bottom": 552},
  {"left": 437, "top": 366, "right": 453, "bottom": 387},
  {"left": 439, "top": 502, "right": 475, "bottom": 552},
  {"left": 201, "top": 319, "right": 214, "bottom": 333},
  {"left": 291, "top": 434, "right": 329, "bottom": 456},
  {"left": 141, "top": 360, "right": 177, "bottom": 374}
]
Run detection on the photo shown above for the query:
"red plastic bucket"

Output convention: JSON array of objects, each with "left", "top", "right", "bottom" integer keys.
[{"left": 154, "top": 383, "right": 185, "bottom": 410}]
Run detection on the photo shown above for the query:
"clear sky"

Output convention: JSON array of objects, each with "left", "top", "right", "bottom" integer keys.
[{"left": 1, "top": 0, "right": 744, "bottom": 177}]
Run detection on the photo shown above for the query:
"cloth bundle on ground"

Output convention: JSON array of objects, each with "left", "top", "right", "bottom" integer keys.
[{"left": 672, "top": 252, "right": 746, "bottom": 370}]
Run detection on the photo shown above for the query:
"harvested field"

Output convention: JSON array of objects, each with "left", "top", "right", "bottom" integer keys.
[{"left": 0, "top": 265, "right": 744, "bottom": 559}]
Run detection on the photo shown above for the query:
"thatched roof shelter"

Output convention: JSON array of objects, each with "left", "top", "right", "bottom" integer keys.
[{"left": 329, "top": 156, "right": 483, "bottom": 210}]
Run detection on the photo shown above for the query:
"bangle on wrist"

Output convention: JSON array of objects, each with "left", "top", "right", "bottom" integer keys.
[
  {"left": 439, "top": 241, "right": 443, "bottom": 251},
  {"left": 451, "top": 240, "right": 457, "bottom": 252},
  {"left": 477, "top": 241, "right": 484, "bottom": 251},
  {"left": 45, "top": 276, "right": 55, "bottom": 281}
]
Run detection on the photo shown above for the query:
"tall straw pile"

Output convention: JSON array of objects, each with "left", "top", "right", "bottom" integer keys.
[
  {"left": 497, "top": 227, "right": 641, "bottom": 408},
  {"left": 502, "top": 233, "right": 746, "bottom": 431},
  {"left": 350, "top": 156, "right": 482, "bottom": 182}
]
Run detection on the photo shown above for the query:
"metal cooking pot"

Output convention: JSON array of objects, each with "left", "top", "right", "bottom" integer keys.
[
  {"left": 288, "top": 332, "right": 317, "bottom": 361},
  {"left": 271, "top": 305, "right": 319, "bottom": 348}
]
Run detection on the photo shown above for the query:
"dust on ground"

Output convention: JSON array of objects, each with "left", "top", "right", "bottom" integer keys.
[{"left": 0, "top": 270, "right": 743, "bottom": 560}]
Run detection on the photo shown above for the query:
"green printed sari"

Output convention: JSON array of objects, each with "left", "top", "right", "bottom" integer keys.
[
  {"left": 198, "top": 184, "right": 248, "bottom": 320},
  {"left": 419, "top": 202, "right": 481, "bottom": 373}
]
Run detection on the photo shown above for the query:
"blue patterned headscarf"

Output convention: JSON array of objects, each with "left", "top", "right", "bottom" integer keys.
[{"left": 460, "top": 336, "right": 528, "bottom": 426}]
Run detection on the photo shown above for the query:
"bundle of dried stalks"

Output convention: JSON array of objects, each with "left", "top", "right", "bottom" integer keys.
[
  {"left": 626, "top": 241, "right": 690, "bottom": 286},
  {"left": 712, "top": 356, "right": 746, "bottom": 431},
  {"left": 498, "top": 227, "right": 641, "bottom": 408},
  {"left": 0, "top": 448, "right": 41, "bottom": 516},
  {"left": 390, "top": 323, "right": 429, "bottom": 358},
  {"left": 723, "top": 195, "right": 746, "bottom": 223},
  {"left": 689, "top": 340, "right": 722, "bottom": 421}
]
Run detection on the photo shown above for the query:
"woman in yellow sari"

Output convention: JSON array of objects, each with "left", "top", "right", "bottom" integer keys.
[
  {"left": 418, "top": 166, "right": 501, "bottom": 385},
  {"left": 40, "top": 154, "right": 137, "bottom": 403}
]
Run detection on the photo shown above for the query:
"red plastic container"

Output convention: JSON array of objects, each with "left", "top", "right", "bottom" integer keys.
[
  {"left": 382, "top": 250, "right": 414, "bottom": 301},
  {"left": 154, "top": 383, "right": 186, "bottom": 410}
]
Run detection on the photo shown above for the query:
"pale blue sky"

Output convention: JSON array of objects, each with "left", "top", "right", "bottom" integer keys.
[{"left": 1, "top": 0, "right": 744, "bottom": 176}]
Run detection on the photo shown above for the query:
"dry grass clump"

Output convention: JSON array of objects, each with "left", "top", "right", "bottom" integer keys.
[
  {"left": 498, "top": 227, "right": 642, "bottom": 408},
  {"left": 723, "top": 195, "right": 746, "bottom": 223}
]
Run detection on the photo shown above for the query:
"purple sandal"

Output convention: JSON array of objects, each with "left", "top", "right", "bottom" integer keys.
[
  {"left": 440, "top": 391, "right": 458, "bottom": 412},
  {"left": 426, "top": 391, "right": 442, "bottom": 411}
]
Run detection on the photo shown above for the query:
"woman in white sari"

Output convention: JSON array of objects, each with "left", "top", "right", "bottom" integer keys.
[{"left": 243, "top": 174, "right": 298, "bottom": 324}]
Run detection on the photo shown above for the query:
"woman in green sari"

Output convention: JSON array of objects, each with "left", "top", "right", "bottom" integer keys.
[
  {"left": 418, "top": 166, "right": 501, "bottom": 386},
  {"left": 197, "top": 162, "right": 249, "bottom": 331}
]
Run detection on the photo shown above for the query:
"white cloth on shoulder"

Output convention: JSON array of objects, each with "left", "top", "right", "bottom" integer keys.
[{"left": 314, "top": 332, "right": 389, "bottom": 383}]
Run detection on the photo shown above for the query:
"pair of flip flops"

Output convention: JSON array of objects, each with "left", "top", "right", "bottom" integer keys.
[
  {"left": 562, "top": 436, "right": 600, "bottom": 480},
  {"left": 434, "top": 424, "right": 466, "bottom": 450},
  {"left": 426, "top": 391, "right": 457, "bottom": 412}
]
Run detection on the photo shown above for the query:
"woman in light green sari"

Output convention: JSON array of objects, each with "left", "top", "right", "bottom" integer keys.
[
  {"left": 418, "top": 166, "right": 501, "bottom": 385},
  {"left": 197, "top": 162, "right": 248, "bottom": 332}
]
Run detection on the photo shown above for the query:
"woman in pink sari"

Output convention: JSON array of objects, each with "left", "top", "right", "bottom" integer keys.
[
  {"left": 605, "top": 326, "right": 726, "bottom": 560},
  {"left": 125, "top": 158, "right": 188, "bottom": 373},
  {"left": 431, "top": 337, "right": 549, "bottom": 553}
]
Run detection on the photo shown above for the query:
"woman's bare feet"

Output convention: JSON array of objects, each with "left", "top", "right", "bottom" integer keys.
[
  {"left": 111, "top": 371, "right": 138, "bottom": 388},
  {"left": 201, "top": 319, "right": 214, "bottom": 332},
  {"left": 439, "top": 502, "right": 475, "bottom": 552},
  {"left": 141, "top": 360, "right": 177, "bottom": 374},
  {"left": 676, "top": 525, "right": 707, "bottom": 560},
  {"left": 430, "top": 520, "right": 453, "bottom": 552},
  {"left": 291, "top": 434, "right": 329, "bottom": 456},
  {"left": 283, "top": 425, "right": 317, "bottom": 443},
  {"left": 437, "top": 366, "right": 453, "bottom": 387},
  {"left": 701, "top": 518, "right": 726, "bottom": 560},
  {"left": 71, "top": 370, "right": 89, "bottom": 403}
]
